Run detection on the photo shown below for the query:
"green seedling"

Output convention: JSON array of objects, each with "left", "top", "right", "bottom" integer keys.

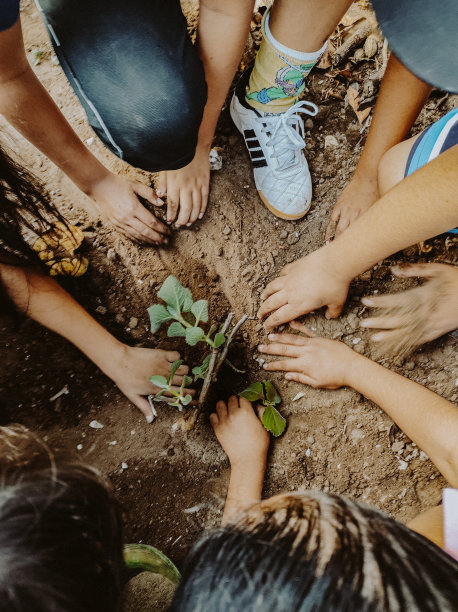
[
  {"left": 240, "top": 380, "right": 286, "bottom": 437},
  {"left": 148, "top": 275, "right": 226, "bottom": 349},
  {"left": 150, "top": 359, "right": 193, "bottom": 411},
  {"left": 148, "top": 276, "right": 248, "bottom": 418}
]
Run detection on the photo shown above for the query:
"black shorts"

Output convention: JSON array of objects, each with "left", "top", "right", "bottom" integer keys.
[{"left": 35, "top": 0, "right": 207, "bottom": 171}]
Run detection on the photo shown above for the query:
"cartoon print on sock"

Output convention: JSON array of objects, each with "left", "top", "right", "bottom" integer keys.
[{"left": 246, "top": 54, "right": 316, "bottom": 105}]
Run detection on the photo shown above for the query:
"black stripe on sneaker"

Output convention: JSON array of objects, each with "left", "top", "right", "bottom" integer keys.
[
  {"left": 246, "top": 138, "right": 261, "bottom": 150},
  {"left": 244, "top": 129, "right": 256, "bottom": 139},
  {"left": 249, "top": 150, "right": 265, "bottom": 160},
  {"left": 252, "top": 159, "right": 267, "bottom": 168}
]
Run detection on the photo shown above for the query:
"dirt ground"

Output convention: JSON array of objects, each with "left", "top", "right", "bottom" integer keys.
[{"left": 1, "top": 0, "right": 457, "bottom": 576}]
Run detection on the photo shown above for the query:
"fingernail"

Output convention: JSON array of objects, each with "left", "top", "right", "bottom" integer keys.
[
  {"left": 359, "top": 320, "right": 368, "bottom": 327},
  {"left": 146, "top": 414, "right": 153, "bottom": 423},
  {"left": 186, "top": 222, "right": 192, "bottom": 227},
  {"left": 263, "top": 363, "right": 268, "bottom": 369},
  {"left": 325, "top": 239, "right": 330, "bottom": 245},
  {"left": 268, "top": 334, "right": 275, "bottom": 340},
  {"left": 372, "top": 333, "right": 384, "bottom": 342},
  {"left": 198, "top": 213, "right": 204, "bottom": 219},
  {"left": 285, "top": 373, "right": 292, "bottom": 380},
  {"left": 258, "top": 344, "right": 264, "bottom": 351},
  {"left": 361, "top": 297, "right": 374, "bottom": 306}
]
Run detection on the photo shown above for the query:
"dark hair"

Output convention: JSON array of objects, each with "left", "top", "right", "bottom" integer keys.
[
  {"left": 0, "top": 425, "right": 124, "bottom": 612},
  {"left": 0, "top": 145, "right": 67, "bottom": 267},
  {"left": 172, "top": 491, "right": 458, "bottom": 611}
]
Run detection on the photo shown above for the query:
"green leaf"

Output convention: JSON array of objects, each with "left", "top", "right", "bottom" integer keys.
[
  {"left": 191, "top": 299, "right": 208, "bottom": 323},
  {"left": 240, "top": 382, "right": 264, "bottom": 402},
  {"left": 182, "top": 375, "right": 193, "bottom": 387},
  {"left": 158, "top": 275, "right": 193, "bottom": 313},
  {"left": 147, "top": 304, "right": 173, "bottom": 333},
  {"left": 186, "top": 326, "right": 205, "bottom": 346},
  {"left": 214, "top": 332, "right": 226, "bottom": 348},
  {"left": 123, "top": 544, "right": 181, "bottom": 585},
  {"left": 262, "top": 404, "right": 286, "bottom": 437},
  {"left": 168, "top": 322, "right": 187, "bottom": 338},
  {"left": 192, "top": 354, "right": 211, "bottom": 381},
  {"left": 149, "top": 375, "right": 169, "bottom": 389},
  {"left": 166, "top": 305, "right": 181, "bottom": 320},
  {"left": 263, "top": 380, "right": 280, "bottom": 404},
  {"left": 182, "top": 394, "right": 193, "bottom": 406},
  {"left": 168, "top": 359, "right": 183, "bottom": 383}
]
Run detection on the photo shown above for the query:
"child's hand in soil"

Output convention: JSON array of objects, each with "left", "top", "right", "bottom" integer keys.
[
  {"left": 258, "top": 248, "right": 351, "bottom": 329},
  {"left": 87, "top": 171, "right": 170, "bottom": 245},
  {"left": 259, "top": 321, "right": 359, "bottom": 389},
  {"left": 360, "top": 263, "right": 458, "bottom": 354},
  {"left": 109, "top": 346, "right": 194, "bottom": 421},
  {"left": 156, "top": 144, "right": 210, "bottom": 227},
  {"left": 210, "top": 396, "right": 270, "bottom": 468},
  {"left": 325, "top": 172, "right": 379, "bottom": 241}
]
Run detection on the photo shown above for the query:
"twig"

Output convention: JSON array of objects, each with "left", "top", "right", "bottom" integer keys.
[
  {"left": 181, "top": 312, "right": 248, "bottom": 431},
  {"left": 331, "top": 21, "right": 372, "bottom": 66},
  {"left": 214, "top": 314, "right": 249, "bottom": 377},
  {"left": 197, "top": 313, "right": 234, "bottom": 408}
]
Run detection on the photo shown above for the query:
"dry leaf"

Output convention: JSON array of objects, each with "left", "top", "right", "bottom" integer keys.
[
  {"left": 347, "top": 86, "right": 371, "bottom": 123},
  {"left": 317, "top": 40, "right": 336, "bottom": 69}
]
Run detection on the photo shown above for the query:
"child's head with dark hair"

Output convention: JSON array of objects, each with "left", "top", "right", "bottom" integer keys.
[
  {"left": 0, "top": 425, "right": 125, "bottom": 612},
  {"left": 172, "top": 490, "right": 458, "bottom": 611}
]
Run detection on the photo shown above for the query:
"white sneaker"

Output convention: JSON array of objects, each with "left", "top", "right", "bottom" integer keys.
[{"left": 230, "top": 71, "right": 318, "bottom": 220}]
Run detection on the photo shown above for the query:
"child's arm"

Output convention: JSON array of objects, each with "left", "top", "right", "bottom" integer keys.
[
  {"left": 0, "top": 263, "right": 192, "bottom": 420},
  {"left": 325, "top": 54, "right": 432, "bottom": 240},
  {"left": 0, "top": 20, "right": 168, "bottom": 245},
  {"left": 210, "top": 397, "right": 270, "bottom": 524},
  {"left": 259, "top": 144, "right": 458, "bottom": 329},
  {"left": 259, "top": 322, "right": 458, "bottom": 487}
]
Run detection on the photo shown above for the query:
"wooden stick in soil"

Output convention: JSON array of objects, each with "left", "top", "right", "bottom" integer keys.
[{"left": 181, "top": 312, "right": 248, "bottom": 431}]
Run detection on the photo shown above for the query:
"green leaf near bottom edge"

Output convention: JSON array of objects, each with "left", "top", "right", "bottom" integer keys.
[
  {"left": 214, "top": 332, "right": 226, "bottom": 348},
  {"left": 124, "top": 543, "right": 181, "bottom": 585},
  {"left": 262, "top": 404, "right": 286, "bottom": 437}
]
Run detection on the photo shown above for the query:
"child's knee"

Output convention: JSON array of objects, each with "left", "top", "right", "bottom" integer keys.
[{"left": 378, "top": 136, "right": 419, "bottom": 196}]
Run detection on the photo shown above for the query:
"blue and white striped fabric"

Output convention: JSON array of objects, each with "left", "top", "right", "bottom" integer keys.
[{"left": 405, "top": 108, "right": 458, "bottom": 234}]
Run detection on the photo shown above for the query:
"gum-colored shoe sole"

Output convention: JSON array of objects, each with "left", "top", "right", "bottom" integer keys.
[{"left": 258, "top": 190, "right": 310, "bottom": 220}]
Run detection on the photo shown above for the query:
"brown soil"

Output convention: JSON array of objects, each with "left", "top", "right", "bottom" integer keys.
[{"left": 1, "top": 0, "right": 457, "bottom": 577}]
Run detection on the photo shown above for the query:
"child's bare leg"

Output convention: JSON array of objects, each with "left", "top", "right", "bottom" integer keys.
[
  {"left": 377, "top": 134, "right": 420, "bottom": 195},
  {"left": 210, "top": 396, "right": 269, "bottom": 524}
]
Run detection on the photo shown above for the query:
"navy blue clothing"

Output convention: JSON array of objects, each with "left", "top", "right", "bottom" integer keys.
[
  {"left": 1, "top": 0, "right": 206, "bottom": 171},
  {"left": 0, "top": 0, "right": 20, "bottom": 31}
]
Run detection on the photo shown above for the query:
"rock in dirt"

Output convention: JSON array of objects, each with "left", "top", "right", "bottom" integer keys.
[
  {"left": 325, "top": 135, "right": 339, "bottom": 148},
  {"left": 222, "top": 225, "right": 232, "bottom": 235},
  {"left": 129, "top": 317, "right": 139, "bottom": 329},
  {"left": 122, "top": 572, "right": 176, "bottom": 612},
  {"left": 96, "top": 305, "right": 107, "bottom": 315},
  {"left": 287, "top": 232, "right": 300, "bottom": 245}
]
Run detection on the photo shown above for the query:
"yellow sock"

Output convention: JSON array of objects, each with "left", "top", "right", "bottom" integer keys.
[{"left": 246, "top": 10, "right": 327, "bottom": 114}]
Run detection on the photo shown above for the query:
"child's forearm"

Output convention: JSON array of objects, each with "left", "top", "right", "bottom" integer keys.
[
  {"left": 0, "top": 264, "right": 125, "bottom": 378},
  {"left": 346, "top": 354, "right": 458, "bottom": 487},
  {"left": 355, "top": 54, "right": 432, "bottom": 176},
  {"left": 328, "top": 145, "right": 458, "bottom": 282},
  {"left": 222, "top": 461, "right": 266, "bottom": 525}
]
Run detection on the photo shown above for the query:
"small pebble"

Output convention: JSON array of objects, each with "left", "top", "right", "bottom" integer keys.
[
  {"left": 222, "top": 225, "right": 232, "bottom": 235},
  {"left": 121, "top": 462, "right": 128, "bottom": 470},
  {"left": 89, "top": 420, "right": 104, "bottom": 429},
  {"left": 76, "top": 444, "right": 83, "bottom": 451},
  {"left": 129, "top": 317, "right": 138, "bottom": 329},
  {"left": 96, "top": 305, "right": 107, "bottom": 315}
]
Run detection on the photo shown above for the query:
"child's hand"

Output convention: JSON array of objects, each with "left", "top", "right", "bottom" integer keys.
[
  {"left": 210, "top": 396, "right": 270, "bottom": 468},
  {"left": 258, "top": 321, "right": 360, "bottom": 389},
  {"left": 109, "top": 345, "right": 194, "bottom": 421}
]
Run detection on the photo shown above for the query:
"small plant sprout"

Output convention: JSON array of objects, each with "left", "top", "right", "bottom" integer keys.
[
  {"left": 149, "top": 360, "right": 193, "bottom": 411},
  {"left": 240, "top": 380, "right": 286, "bottom": 437},
  {"left": 148, "top": 275, "right": 248, "bottom": 425}
]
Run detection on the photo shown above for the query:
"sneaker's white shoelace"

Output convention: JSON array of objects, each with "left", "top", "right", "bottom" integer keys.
[{"left": 257, "top": 100, "right": 318, "bottom": 171}]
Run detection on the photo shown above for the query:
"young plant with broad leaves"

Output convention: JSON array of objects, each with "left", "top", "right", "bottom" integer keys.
[
  {"left": 240, "top": 380, "right": 286, "bottom": 437},
  {"left": 148, "top": 275, "right": 247, "bottom": 419}
]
